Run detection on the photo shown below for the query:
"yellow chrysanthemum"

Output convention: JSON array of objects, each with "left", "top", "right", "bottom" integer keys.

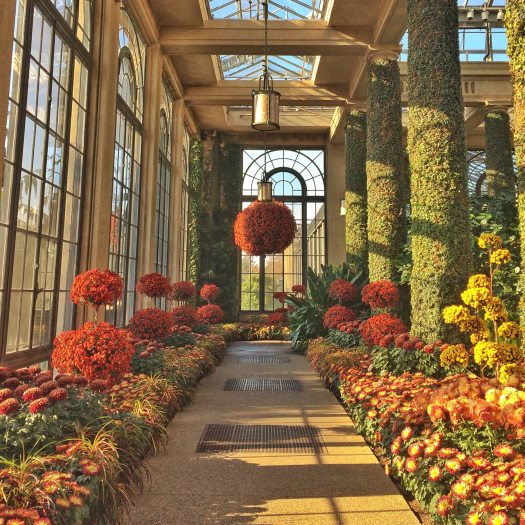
[
  {"left": 478, "top": 233, "right": 502, "bottom": 251},
  {"left": 467, "top": 274, "right": 491, "bottom": 289},
  {"left": 440, "top": 344, "right": 469, "bottom": 368},
  {"left": 490, "top": 249, "right": 512, "bottom": 266},
  {"left": 461, "top": 287, "right": 491, "bottom": 309},
  {"left": 498, "top": 322, "right": 521, "bottom": 341},
  {"left": 470, "top": 330, "right": 490, "bottom": 344},
  {"left": 443, "top": 304, "right": 471, "bottom": 324},
  {"left": 474, "top": 341, "right": 500, "bottom": 368},
  {"left": 499, "top": 363, "right": 525, "bottom": 386},
  {"left": 484, "top": 297, "right": 508, "bottom": 322}
]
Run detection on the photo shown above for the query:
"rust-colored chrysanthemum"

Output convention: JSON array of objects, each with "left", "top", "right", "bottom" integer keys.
[{"left": 234, "top": 200, "right": 296, "bottom": 255}]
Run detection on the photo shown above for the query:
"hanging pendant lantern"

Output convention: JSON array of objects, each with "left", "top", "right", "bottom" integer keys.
[
  {"left": 251, "top": 1, "right": 280, "bottom": 131},
  {"left": 257, "top": 181, "right": 273, "bottom": 201},
  {"left": 252, "top": 76, "right": 280, "bottom": 131}
]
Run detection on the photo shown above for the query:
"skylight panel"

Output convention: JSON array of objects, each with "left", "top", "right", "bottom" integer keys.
[
  {"left": 220, "top": 55, "right": 316, "bottom": 80},
  {"left": 207, "top": 0, "right": 327, "bottom": 20}
]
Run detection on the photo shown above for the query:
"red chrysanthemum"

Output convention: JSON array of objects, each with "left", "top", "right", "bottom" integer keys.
[
  {"left": 323, "top": 305, "right": 357, "bottom": 329},
  {"left": 436, "top": 495, "right": 454, "bottom": 517},
  {"left": 292, "top": 284, "right": 306, "bottom": 295},
  {"left": 48, "top": 388, "right": 68, "bottom": 402},
  {"left": 39, "top": 380, "right": 58, "bottom": 394},
  {"left": 28, "top": 397, "right": 50, "bottom": 413},
  {"left": 127, "top": 308, "right": 172, "bottom": 340},
  {"left": 0, "top": 397, "right": 21, "bottom": 416},
  {"left": 171, "top": 305, "right": 198, "bottom": 327},
  {"left": 428, "top": 465, "right": 442, "bottom": 482},
  {"left": 273, "top": 291, "right": 288, "bottom": 304},
  {"left": 52, "top": 322, "right": 134, "bottom": 384},
  {"left": 136, "top": 273, "right": 172, "bottom": 298},
  {"left": 0, "top": 387, "right": 13, "bottom": 401},
  {"left": 266, "top": 309, "right": 288, "bottom": 327},
  {"left": 358, "top": 314, "right": 407, "bottom": 347},
  {"left": 70, "top": 269, "right": 123, "bottom": 308},
  {"left": 170, "top": 281, "right": 196, "bottom": 302},
  {"left": 196, "top": 304, "right": 224, "bottom": 324},
  {"left": 361, "top": 280, "right": 400, "bottom": 309},
  {"left": 22, "top": 387, "right": 44, "bottom": 402},
  {"left": 328, "top": 279, "right": 358, "bottom": 303},
  {"left": 234, "top": 199, "right": 297, "bottom": 255},
  {"left": 200, "top": 284, "right": 220, "bottom": 304}
]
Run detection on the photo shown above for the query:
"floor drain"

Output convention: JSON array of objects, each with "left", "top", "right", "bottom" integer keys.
[
  {"left": 233, "top": 355, "right": 291, "bottom": 364},
  {"left": 196, "top": 425, "right": 326, "bottom": 453},
  {"left": 224, "top": 378, "right": 302, "bottom": 392}
]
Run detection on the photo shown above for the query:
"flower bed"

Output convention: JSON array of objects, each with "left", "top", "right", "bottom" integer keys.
[
  {"left": 0, "top": 333, "right": 227, "bottom": 525},
  {"left": 307, "top": 339, "right": 525, "bottom": 524}
]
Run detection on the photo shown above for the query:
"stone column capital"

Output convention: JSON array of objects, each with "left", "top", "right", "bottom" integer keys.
[
  {"left": 367, "top": 46, "right": 402, "bottom": 64},
  {"left": 346, "top": 102, "right": 368, "bottom": 114}
]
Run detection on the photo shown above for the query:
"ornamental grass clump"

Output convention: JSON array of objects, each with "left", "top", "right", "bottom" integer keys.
[{"left": 443, "top": 234, "right": 524, "bottom": 383}]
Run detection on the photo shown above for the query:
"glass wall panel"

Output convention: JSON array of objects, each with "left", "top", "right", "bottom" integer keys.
[{"left": 1, "top": 0, "right": 92, "bottom": 357}]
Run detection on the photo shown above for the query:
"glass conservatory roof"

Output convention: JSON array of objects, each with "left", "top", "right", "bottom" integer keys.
[
  {"left": 459, "top": 0, "right": 505, "bottom": 5},
  {"left": 220, "top": 55, "right": 316, "bottom": 80},
  {"left": 207, "top": 0, "right": 328, "bottom": 20}
]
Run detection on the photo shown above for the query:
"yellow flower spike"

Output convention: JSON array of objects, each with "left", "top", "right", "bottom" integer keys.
[
  {"left": 443, "top": 304, "right": 472, "bottom": 325},
  {"left": 467, "top": 274, "right": 491, "bottom": 289},
  {"left": 440, "top": 344, "right": 469, "bottom": 368},
  {"left": 478, "top": 233, "right": 502, "bottom": 250},
  {"left": 490, "top": 249, "right": 512, "bottom": 266}
]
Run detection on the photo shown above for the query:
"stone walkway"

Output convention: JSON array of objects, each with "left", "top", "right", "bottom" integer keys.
[{"left": 127, "top": 341, "right": 419, "bottom": 525}]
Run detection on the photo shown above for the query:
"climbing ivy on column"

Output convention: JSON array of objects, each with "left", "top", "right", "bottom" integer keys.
[
  {"left": 188, "top": 138, "right": 204, "bottom": 284},
  {"left": 344, "top": 110, "right": 368, "bottom": 274},
  {"left": 367, "top": 57, "right": 406, "bottom": 283},
  {"left": 485, "top": 109, "right": 516, "bottom": 196},
  {"left": 407, "top": 0, "right": 472, "bottom": 340},
  {"left": 506, "top": 0, "right": 525, "bottom": 326}
]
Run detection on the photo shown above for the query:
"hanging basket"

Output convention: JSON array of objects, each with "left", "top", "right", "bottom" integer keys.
[{"left": 234, "top": 199, "right": 297, "bottom": 256}]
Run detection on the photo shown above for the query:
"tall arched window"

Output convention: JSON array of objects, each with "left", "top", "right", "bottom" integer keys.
[
  {"left": 155, "top": 81, "right": 173, "bottom": 279},
  {"left": 1, "top": 0, "right": 92, "bottom": 362},
  {"left": 108, "top": 9, "right": 145, "bottom": 326},
  {"left": 241, "top": 149, "right": 326, "bottom": 311}
]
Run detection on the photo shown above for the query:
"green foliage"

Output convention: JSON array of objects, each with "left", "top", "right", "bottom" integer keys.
[
  {"left": 326, "top": 329, "right": 361, "bottom": 349},
  {"left": 131, "top": 346, "right": 165, "bottom": 376},
  {"left": 0, "top": 389, "right": 105, "bottom": 459},
  {"left": 470, "top": 193, "right": 521, "bottom": 319},
  {"left": 286, "top": 264, "right": 366, "bottom": 351},
  {"left": 407, "top": 0, "right": 472, "bottom": 341},
  {"left": 367, "top": 58, "right": 406, "bottom": 283},
  {"left": 506, "top": 1, "right": 525, "bottom": 327},
  {"left": 485, "top": 110, "right": 516, "bottom": 195},
  {"left": 345, "top": 111, "right": 368, "bottom": 274},
  {"left": 162, "top": 332, "right": 196, "bottom": 347},
  {"left": 188, "top": 138, "right": 204, "bottom": 283},
  {"left": 371, "top": 345, "right": 443, "bottom": 378}
]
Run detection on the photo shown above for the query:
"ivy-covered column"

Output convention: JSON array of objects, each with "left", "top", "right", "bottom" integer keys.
[
  {"left": 485, "top": 108, "right": 515, "bottom": 196},
  {"left": 407, "top": 0, "right": 472, "bottom": 340},
  {"left": 366, "top": 53, "right": 405, "bottom": 283},
  {"left": 506, "top": 1, "right": 525, "bottom": 327},
  {"left": 344, "top": 110, "right": 368, "bottom": 274},
  {"left": 187, "top": 138, "right": 204, "bottom": 284}
]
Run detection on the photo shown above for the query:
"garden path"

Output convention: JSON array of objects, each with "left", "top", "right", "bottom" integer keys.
[{"left": 127, "top": 341, "right": 419, "bottom": 525}]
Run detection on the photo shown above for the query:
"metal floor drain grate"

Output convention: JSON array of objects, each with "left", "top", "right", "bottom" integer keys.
[
  {"left": 196, "top": 425, "right": 326, "bottom": 453},
  {"left": 224, "top": 378, "right": 302, "bottom": 392},
  {"left": 233, "top": 355, "right": 291, "bottom": 364}
]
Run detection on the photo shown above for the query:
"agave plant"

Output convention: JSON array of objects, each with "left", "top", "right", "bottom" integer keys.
[{"left": 286, "top": 263, "right": 367, "bottom": 352}]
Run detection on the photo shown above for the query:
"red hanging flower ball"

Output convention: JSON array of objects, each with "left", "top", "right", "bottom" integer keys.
[
  {"left": 328, "top": 279, "right": 358, "bottom": 303},
  {"left": 291, "top": 284, "right": 306, "bottom": 295},
  {"left": 70, "top": 269, "right": 123, "bottom": 307},
  {"left": 52, "top": 322, "right": 134, "bottom": 384},
  {"left": 273, "top": 291, "right": 288, "bottom": 304},
  {"left": 358, "top": 313, "right": 407, "bottom": 347},
  {"left": 323, "top": 305, "right": 357, "bottom": 329},
  {"left": 127, "top": 308, "right": 172, "bottom": 340},
  {"left": 170, "top": 281, "right": 196, "bottom": 302},
  {"left": 196, "top": 304, "right": 224, "bottom": 324},
  {"left": 234, "top": 200, "right": 297, "bottom": 256},
  {"left": 171, "top": 305, "right": 198, "bottom": 327},
  {"left": 361, "top": 280, "right": 400, "bottom": 309},
  {"left": 200, "top": 284, "right": 220, "bottom": 304},
  {"left": 136, "top": 273, "right": 172, "bottom": 298}
]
